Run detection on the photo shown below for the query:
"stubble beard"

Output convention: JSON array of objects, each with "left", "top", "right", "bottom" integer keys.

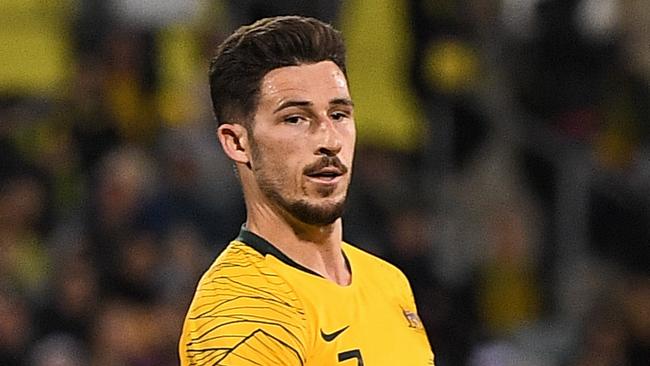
[
  {"left": 266, "top": 186, "right": 346, "bottom": 226},
  {"left": 251, "top": 144, "right": 347, "bottom": 226}
]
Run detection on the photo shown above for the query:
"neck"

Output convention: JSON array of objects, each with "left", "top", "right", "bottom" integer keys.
[{"left": 245, "top": 199, "right": 350, "bottom": 286}]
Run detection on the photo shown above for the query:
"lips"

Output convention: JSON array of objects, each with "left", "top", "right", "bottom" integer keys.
[
  {"left": 303, "top": 156, "right": 348, "bottom": 182},
  {"left": 306, "top": 167, "right": 343, "bottom": 179}
]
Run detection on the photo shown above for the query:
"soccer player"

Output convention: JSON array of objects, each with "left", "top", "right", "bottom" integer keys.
[{"left": 179, "top": 16, "right": 434, "bottom": 365}]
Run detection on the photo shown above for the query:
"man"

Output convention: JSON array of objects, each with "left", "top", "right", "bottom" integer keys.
[{"left": 179, "top": 16, "right": 434, "bottom": 365}]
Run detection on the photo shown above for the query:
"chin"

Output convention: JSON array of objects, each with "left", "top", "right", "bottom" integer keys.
[{"left": 286, "top": 198, "right": 346, "bottom": 226}]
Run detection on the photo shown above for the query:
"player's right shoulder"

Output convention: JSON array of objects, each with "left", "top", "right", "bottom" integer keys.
[
  {"left": 202, "top": 240, "right": 266, "bottom": 283},
  {"left": 189, "top": 240, "right": 298, "bottom": 316},
  {"left": 180, "top": 241, "right": 308, "bottom": 366}
]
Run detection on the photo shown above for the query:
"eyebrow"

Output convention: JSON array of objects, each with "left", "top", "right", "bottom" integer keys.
[
  {"left": 273, "top": 100, "right": 312, "bottom": 113},
  {"left": 330, "top": 98, "right": 355, "bottom": 108},
  {"left": 273, "top": 98, "right": 354, "bottom": 113}
]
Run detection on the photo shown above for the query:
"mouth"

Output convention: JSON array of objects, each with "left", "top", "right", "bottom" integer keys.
[
  {"left": 305, "top": 167, "right": 344, "bottom": 183},
  {"left": 303, "top": 156, "right": 349, "bottom": 185}
]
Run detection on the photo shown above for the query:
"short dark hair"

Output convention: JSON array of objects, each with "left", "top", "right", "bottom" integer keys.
[{"left": 209, "top": 16, "right": 347, "bottom": 127}]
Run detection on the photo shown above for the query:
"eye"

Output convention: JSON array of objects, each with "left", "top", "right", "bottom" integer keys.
[
  {"left": 330, "top": 111, "right": 350, "bottom": 121},
  {"left": 283, "top": 115, "right": 307, "bottom": 124}
]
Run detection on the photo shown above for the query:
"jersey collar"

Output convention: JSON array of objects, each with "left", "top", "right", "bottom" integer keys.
[{"left": 236, "top": 226, "right": 351, "bottom": 279}]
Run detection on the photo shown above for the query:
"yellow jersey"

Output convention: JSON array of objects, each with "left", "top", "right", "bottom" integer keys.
[{"left": 180, "top": 228, "right": 434, "bottom": 365}]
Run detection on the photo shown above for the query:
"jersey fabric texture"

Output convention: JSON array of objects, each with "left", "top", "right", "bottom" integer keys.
[{"left": 179, "top": 227, "right": 434, "bottom": 365}]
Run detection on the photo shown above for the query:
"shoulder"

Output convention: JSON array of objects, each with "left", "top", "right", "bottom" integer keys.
[
  {"left": 188, "top": 240, "right": 305, "bottom": 319},
  {"left": 180, "top": 241, "right": 307, "bottom": 365},
  {"left": 343, "top": 243, "right": 425, "bottom": 330},
  {"left": 342, "top": 242, "right": 411, "bottom": 287},
  {"left": 199, "top": 241, "right": 277, "bottom": 288}
]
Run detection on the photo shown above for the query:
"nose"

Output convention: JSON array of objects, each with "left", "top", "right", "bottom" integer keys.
[{"left": 316, "top": 117, "right": 342, "bottom": 157}]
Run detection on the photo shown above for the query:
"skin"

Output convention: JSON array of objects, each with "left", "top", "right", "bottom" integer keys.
[{"left": 217, "top": 61, "right": 356, "bottom": 285}]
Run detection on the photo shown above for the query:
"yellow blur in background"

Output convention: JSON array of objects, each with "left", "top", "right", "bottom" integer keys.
[{"left": 0, "top": 0, "right": 74, "bottom": 96}]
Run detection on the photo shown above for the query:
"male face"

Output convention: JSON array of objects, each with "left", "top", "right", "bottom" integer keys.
[{"left": 247, "top": 61, "right": 356, "bottom": 226}]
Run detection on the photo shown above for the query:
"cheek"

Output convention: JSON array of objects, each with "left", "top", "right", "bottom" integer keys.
[
  {"left": 256, "top": 143, "right": 304, "bottom": 178},
  {"left": 340, "top": 121, "right": 356, "bottom": 145},
  {"left": 341, "top": 125, "right": 356, "bottom": 159}
]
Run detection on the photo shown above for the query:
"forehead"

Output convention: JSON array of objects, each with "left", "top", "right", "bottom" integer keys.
[{"left": 258, "top": 61, "right": 350, "bottom": 104}]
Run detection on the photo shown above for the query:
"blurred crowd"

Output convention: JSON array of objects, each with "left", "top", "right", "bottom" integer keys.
[{"left": 0, "top": 1, "right": 648, "bottom": 365}]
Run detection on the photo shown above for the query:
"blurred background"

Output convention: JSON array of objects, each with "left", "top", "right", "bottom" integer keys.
[{"left": 0, "top": 0, "right": 648, "bottom": 365}]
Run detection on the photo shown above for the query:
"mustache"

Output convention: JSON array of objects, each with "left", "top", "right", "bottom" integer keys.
[{"left": 303, "top": 156, "right": 349, "bottom": 175}]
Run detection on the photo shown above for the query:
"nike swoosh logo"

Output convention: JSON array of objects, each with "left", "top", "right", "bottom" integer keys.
[{"left": 320, "top": 325, "right": 349, "bottom": 342}]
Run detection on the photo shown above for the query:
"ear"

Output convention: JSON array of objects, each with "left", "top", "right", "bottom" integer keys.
[{"left": 217, "top": 123, "right": 251, "bottom": 166}]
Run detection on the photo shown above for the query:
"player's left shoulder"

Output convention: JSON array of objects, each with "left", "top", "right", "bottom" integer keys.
[{"left": 341, "top": 242, "right": 410, "bottom": 285}]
